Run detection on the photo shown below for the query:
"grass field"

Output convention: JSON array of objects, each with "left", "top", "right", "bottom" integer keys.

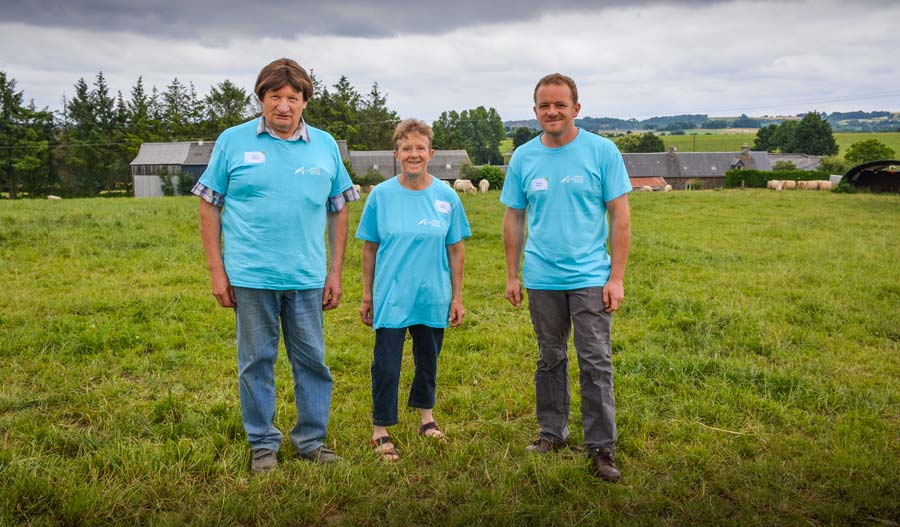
[
  {"left": 661, "top": 132, "right": 900, "bottom": 156},
  {"left": 1, "top": 190, "right": 899, "bottom": 526},
  {"left": 505, "top": 132, "right": 900, "bottom": 158}
]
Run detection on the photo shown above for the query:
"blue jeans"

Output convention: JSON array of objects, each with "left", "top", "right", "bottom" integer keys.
[
  {"left": 371, "top": 325, "right": 444, "bottom": 427},
  {"left": 233, "top": 287, "right": 332, "bottom": 455}
]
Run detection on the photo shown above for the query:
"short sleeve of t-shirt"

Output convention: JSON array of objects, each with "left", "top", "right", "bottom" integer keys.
[
  {"left": 445, "top": 193, "right": 471, "bottom": 245},
  {"left": 199, "top": 135, "right": 231, "bottom": 196},
  {"left": 355, "top": 190, "right": 379, "bottom": 243},
  {"left": 329, "top": 143, "right": 353, "bottom": 198},
  {"left": 601, "top": 145, "right": 631, "bottom": 202},
  {"left": 500, "top": 154, "right": 527, "bottom": 209}
]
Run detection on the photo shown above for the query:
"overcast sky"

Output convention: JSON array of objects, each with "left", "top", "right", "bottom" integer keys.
[{"left": 1, "top": 0, "right": 898, "bottom": 123}]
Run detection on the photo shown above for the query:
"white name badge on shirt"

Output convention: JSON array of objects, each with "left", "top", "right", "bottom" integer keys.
[
  {"left": 531, "top": 178, "right": 549, "bottom": 191},
  {"left": 434, "top": 199, "right": 451, "bottom": 214},
  {"left": 244, "top": 151, "right": 266, "bottom": 164}
]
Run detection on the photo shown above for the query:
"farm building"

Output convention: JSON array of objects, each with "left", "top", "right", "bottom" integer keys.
[
  {"left": 629, "top": 177, "right": 669, "bottom": 191},
  {"left": 349, "top": 150, "right": 472, "bottom": 181},
  {"left": 130, "top": 140, "right": 352, "bottom": 197},
  {"left": 623, "top": 145, "right": 771, "bottom": 189},
  {"left": 842, "top": 160, "right": 900, "bottom": 192},
  {"left": 130, "top": 141, "right": 215, "bottom": 197}
]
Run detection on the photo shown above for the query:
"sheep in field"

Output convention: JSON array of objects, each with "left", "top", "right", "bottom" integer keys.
[
  {"left": 478, "top": 179, "right": 490, "bottom": 193},
  {"left": 453, "top": 179, "right": 477, "bottom": 194}
]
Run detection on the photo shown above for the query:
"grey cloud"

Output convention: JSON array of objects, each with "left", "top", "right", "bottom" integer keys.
[{"left": 3, "top": 0, "right": 743, "bottom": 39}]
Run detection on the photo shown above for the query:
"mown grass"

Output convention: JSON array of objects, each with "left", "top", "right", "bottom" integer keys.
[
  {"left": 1, "top": 190, "right": 898, "bottom": 526},
  {"left": 662, "top": 131, "right": 900, "bottom": 156}
]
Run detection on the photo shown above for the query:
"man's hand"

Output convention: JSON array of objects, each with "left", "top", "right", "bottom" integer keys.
[
  {"left": 603, "top": 278, "right": 625, "bottom": 313},
  {"left": 322, "top": 271, "right": 343, "bottom": 311},
  {"left": 210, "top": 268, "right": 236, "bottom": 308},
  {"left": 359, "top": 297, "right": 374, "bottom": 326},
  {"left": 506, "top": 277, "right": 523, "bottom": 307},
  {"left": 449, "top": 299, "right": 465, "bottom": 327}
]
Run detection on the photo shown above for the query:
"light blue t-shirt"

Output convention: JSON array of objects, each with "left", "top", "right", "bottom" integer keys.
[
  {"left": 198, "top": 119, "right": 353, "bottom": 290},
  {"left": 356, "top": 177, "right": 472, "bottom": 329},
  {"left": 500, "top": 129, "right": 632, "bottom": 290}
]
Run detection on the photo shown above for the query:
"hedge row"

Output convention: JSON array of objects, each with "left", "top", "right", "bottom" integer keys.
[{"left": 725, "top": 169, "right": 829, "bottom": 188}]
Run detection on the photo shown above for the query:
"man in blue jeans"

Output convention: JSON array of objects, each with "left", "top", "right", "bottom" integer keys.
[
  {"left": 194, "top": 58, "right": 358, "bottom": 474},
  {"left": 501, "top": 73, "right": 632, "bottom": 481}
]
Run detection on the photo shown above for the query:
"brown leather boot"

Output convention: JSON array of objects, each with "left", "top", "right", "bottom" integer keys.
[{"left": 589, "top": 448, "right": 621, "bottom": 482}]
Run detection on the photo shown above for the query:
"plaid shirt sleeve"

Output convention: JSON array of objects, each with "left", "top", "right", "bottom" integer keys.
[
  {"left": 191, "top": 181, "right": 225, "bottom": 208},
  {"left": 326, "top": 185, "right": 360, "bottom": 213}
]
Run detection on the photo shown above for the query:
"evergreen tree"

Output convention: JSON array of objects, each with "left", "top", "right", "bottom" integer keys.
[
  {"left": 1, "top": 71, "right": 27, "bottom": 198},
  {"left": 203, "top": 80, "right": 253, "bottom": 137},
  {"left": 356, "top": 82, "right": 398, "bottom": 150},
  {"left": 162, "top": 78, "right": 190, "bottom": 140}
]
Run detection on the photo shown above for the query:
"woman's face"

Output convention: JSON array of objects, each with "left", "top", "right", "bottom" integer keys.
[{"left": 394, "top": 132, "right": 434, "bottom": 178}]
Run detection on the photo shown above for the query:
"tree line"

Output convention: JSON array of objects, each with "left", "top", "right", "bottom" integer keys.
[{"left": 1, "top": 70, "right": 507, "bottom": 198}]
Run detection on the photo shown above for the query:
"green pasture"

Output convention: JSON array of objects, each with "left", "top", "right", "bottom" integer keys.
[
  {"left": 661, "top": 131, "right": 900, "bottom": 156},
  {"left": 1, "top": 190, "right": 898, "bottom": 526},
  {"left": 506, "top": 131, "right": 900, "bottom": 157}
]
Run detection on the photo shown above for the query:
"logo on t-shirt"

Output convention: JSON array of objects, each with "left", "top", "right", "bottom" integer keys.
[
  {"left": 417, "top": 218, "right": 442, "bottom": 228},
  {"left": 560, "top": 175, "right": 584, "bottom": 184},
  {"left": 293, "top": 166, "right": 323, "bottom": 175}
]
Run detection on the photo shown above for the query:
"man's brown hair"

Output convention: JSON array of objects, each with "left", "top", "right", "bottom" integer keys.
[
  {"left": 393, "top": 119, "right": 433, "bottom": 149},
  {"left": 533, "top": 73, "right": 578, "bottom": 105},
  {"left": 255, "top": 58, "right": 314, "bottom": 101}
]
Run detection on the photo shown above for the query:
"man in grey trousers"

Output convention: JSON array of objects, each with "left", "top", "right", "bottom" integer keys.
[{"left": 501, "top": 73, "right": 632, "bottom": 481}]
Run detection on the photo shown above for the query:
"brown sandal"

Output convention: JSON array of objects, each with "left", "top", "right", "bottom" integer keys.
[
  {"left": 419, "top": 421, "right": 447, "bottom": 441},
  {"left": 371, "top": 435, "right": 399, "bottom": 461}
]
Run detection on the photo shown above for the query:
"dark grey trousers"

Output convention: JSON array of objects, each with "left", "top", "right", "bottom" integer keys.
[{"left": 527, "top": 287, "right": 616, "bottom": 452}]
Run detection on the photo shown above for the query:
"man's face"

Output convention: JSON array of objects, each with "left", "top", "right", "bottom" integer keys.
[
  {"left": 533, "top": 83, "right": 581, "bottom": 137},
  {"left": 261, "top": 85, "right": 307, "bottom": 139},
  {"left": 394, "top": 132, "right": 434, "bottom": 178}
]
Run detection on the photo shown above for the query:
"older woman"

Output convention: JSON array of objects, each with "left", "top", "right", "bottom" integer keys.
[{"left": 356, "top": 119, "right": 471, "bottom": 461}]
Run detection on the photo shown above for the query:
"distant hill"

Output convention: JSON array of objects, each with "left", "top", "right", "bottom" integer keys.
[{"left": 505, "top": 111, "right": 900, "bottom": 133}]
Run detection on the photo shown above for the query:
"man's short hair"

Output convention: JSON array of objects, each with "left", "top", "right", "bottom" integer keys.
[
  {"left": 533, "top": 73, "right": 579, "bottom": 105},
  {"left": 255, "top": 58, "right": 314, "bottom": 102},
  {"left": 393, "top": 119, "right": 433, "bottom": 149}
]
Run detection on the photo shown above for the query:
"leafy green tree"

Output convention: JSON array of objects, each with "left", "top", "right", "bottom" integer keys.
[
  {"left": 818, "top": 155, "right": 849, "bottom": 175},
  {"left": 844, "top": 139, "right": 896, "bottom": 165},
  {"left": 433, "top": 106, "right": 505, "bottom": 165},
  {"left": 793, "top": 112, "right": 838, "bottom": 155},
  {"left": 770, "top": 120, "right": 798, "bottom": 153},
  {"left": 432, "top": 111, "right": 465, "bottom": 150},
  {"left": 512, "top": 127, "right": 538, "bottom": 149},
  {"left": 478, "top": 165, "right": 505, "bottom": 188},
  {"left": 614, "top": 131, "right": 665, "bottom": 153},
  {"left": 732, "top": 114, "right": 761, "bottom": 128},
  {"left": 753, "top": 124, "right": 777, "bottom": 151}
]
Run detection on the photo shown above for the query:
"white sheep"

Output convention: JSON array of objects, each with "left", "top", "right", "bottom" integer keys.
[
  {"left": 453, "top": 179, "right": 477, "bottom": 194},
  {"left": 478, "top": 179, "right": 490, "bottom": 193}
]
